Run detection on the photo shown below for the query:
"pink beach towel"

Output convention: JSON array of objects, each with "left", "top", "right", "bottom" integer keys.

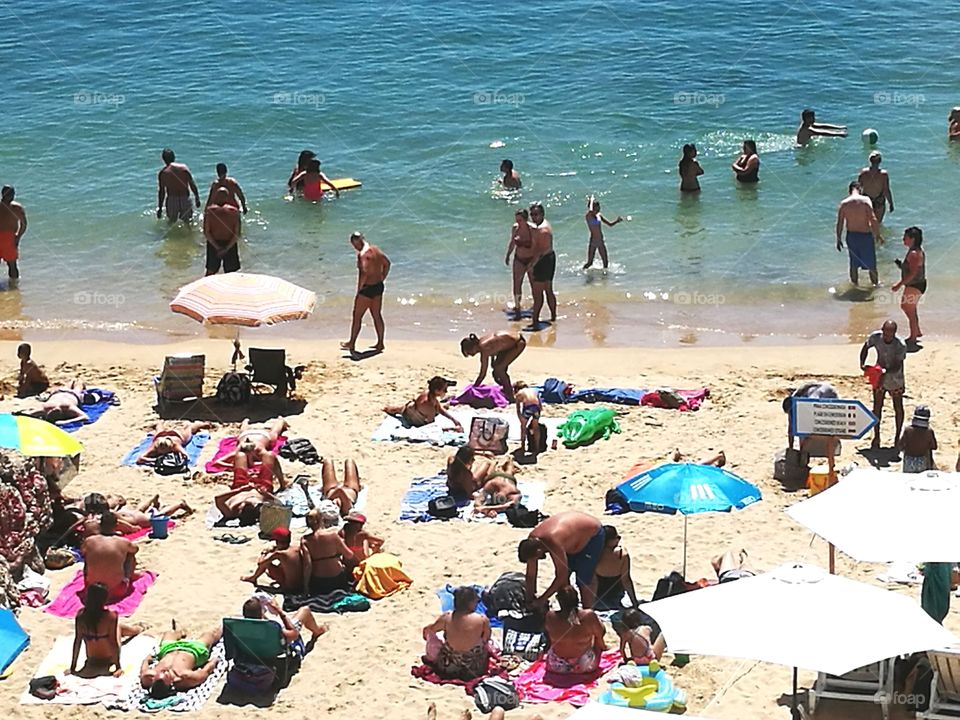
[
  {"left": 45, "top": 569, "right": 158, "bottom": 619},
  {"left": 204, "top": 435, "right": 286, "bottom": 474},
  {"left": 640, "top": 388, "right": 710, "bottom": 412},
  {"left": 514, "top": 650, "right": 619, "bottom": 706},
  {"left": 121, "top": 519, "right": 177, "bottom": 542}
]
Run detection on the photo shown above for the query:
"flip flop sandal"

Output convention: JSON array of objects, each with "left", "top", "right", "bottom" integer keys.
[{"left": 213, "top": 533, "right": 251, "bottom": 544}]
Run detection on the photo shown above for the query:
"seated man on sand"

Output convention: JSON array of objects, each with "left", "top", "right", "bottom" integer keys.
[
  {"left": 212, "top": 417, "right": 290, "bottom": 491},
  {"left": 543, "top": 585, "right": 606, "bottom": 675},
  {"left": 136, "top": 421, "right": 212, "bottom": 465},
  {"left": 422, "top": 586, "right": 493, "bottom": 681},
  {"left": 68, "top": 582, "right": 143, "bottom": 678},
  {"left": 82, "top": 513, "right": 139, "bottom": 602},
  {"left": 241, "top": 528, "right": 305, "bottom": 592},
  {"left": 301, "top": 507, "right": 355, "bottom": 594},
  {"left": 238, "top": 595, "right": 327, "bottom": 651},
  {"left": 383, "top": 376, "right": 462, "bottom": 431},
  {"left": 321, "top": 458, "right": 363, "bottom": 517},
  {"left": 446, "top": 446, "right": 516, "bottom": 498},
  {"left": 473, "top": 460, "right": 522, "bottom": 517},
  {"left": 139, "top": 621, "right": 222, "bottom": 700},
  {"left": 214, "top": 483, "right": 276, "bottom": 527}
]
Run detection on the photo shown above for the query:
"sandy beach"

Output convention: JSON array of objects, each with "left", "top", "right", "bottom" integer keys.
[{"left": 3, "top": 336, "right": 959, "bottom": 720}]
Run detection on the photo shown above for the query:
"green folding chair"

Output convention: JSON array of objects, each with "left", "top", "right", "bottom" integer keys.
[{"left": 222, "top": 617, "right": 299, "bottom": 690}]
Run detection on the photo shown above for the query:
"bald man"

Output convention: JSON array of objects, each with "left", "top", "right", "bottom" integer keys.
[
  {"left": 202, "top": 187, "right": 241, "bottom": 276},
  {"left": 859, "top": 320, "right": 906, "bottom": 449}
]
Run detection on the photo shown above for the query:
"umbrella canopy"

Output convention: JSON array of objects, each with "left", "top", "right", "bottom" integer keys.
[
  {"left": 642, "top": 562, "right": 956, "bottom": 677},
  {"left": 786, "top": 468, "right": 960, "bottom": 563},
  {"left": 0, "top": 608, "right": 29, "bottom": 673},
  {"left": 0, "top": 415, "right": 83, "bottom": 457},
  {"left": 170, "top": 273, "right": 317, "bottom": 327},
  {"left": 568, "top": 702, "right": 713, "bottom": 720}
]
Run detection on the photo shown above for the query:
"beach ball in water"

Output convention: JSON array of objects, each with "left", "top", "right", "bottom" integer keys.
[{"left": 862, "top": 128, "right": 879, "bottom": 145}]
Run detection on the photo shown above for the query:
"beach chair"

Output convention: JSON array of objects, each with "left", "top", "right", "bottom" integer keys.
[
  {"left": 244, "top": 348, "right": 299, "bottom": 397},
  {"left": 222, "top": 617, "right": 300, "bottom": 692},
  {"left": 920, "top": 648, "right": 960, "bottom": 719},
  {"left": 154, "top": 353, "right": 205, "bottom": 412},
  {"left": 809, "top": 658, "right": 893, "bottom": 719}
]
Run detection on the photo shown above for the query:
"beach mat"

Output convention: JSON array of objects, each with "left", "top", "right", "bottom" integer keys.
[
  {"left": 204, "top": 486, "right": 367, "bottom": 530},
  {"left": 106, "top": 640, "right": 227, "bottom": 712},
  {"left": 120, "top": 519, "right": 178, "bottom": 542},
  {"left": 514, "top": 649, "right": 619, "bottom": 706},
  {"left": 282, "top": 589, "right": 370, "bottom": 613},
  {"left": 121, "top": 432, "right": 210, "bottom": 467},
  {"left": 0, "top": 608, "right": 28, "bottom": 674},
  {"left": 204, "top": 435, "right": 286, "bottom": 474},
  {"left": 20, "top": 634, "right": 154, "bottom": 705},
  {"left": 373, "top": 407, "right": 561, "bottom": 446},
  {"left": 59, "top": 388, "right": 118, "bottom": 433},
  {"left": 411, "top": 654, "right": 506, "bottom": 695},
  {"left": 399, "top": 473, "right": 544, "bottom": 523},
  {"left": 45, "top": 569, "right": 157, "bottom": 619}
]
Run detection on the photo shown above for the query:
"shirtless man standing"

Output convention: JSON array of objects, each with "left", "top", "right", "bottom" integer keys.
[
  {"left": 796, "top": 109, "right": 847, "bottom": 145},
  {"left": 858, "top": 151, "right": 894, "bottom": 223},
  {"left": 836, "top": 181, "right": 882, "bottom": 287},
  {"left": 0, "top": 186, "right": 27, "bottom": 280},
  {"left": 241, "top": 527, "right": 305, "bottom": 592},
  {"left": 517, "top": 510, "right": 605, "bottom": 609},
  {"left": 342, "top": 232, "right": 391, "bottom": 356},
  {"left": 202, "top": 188, "right": 241, "bottom": 276},
  {"left": 82, "top": 513, "right": 139, "bottom": 602},
  {"left": 156, "top": 149, "right": 201, "bottom": 223},
  {"left": 205, "top": 163, "right": 248, "bottom": 213},
  {"left": 527, "top": 203, "right": 557, "bottom": 330}
]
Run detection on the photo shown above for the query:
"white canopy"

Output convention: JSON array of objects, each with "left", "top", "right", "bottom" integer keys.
[
  {"left": 567, "top": 702, "right": 713, "bottom": 720},
  {"left": 786, "top": 468, "right": 960, "bottom": 562}
]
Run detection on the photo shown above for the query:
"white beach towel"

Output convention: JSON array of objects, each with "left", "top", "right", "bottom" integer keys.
[{"left": 205, "top": 485, "right": 368, "bottom": 530}]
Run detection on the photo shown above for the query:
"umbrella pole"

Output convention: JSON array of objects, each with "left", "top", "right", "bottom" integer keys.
[
  {"left": 682, "top": 515, "right": 688, "bottom": 579},
  {"left": 792, "top": 666, "right": 801, "bottom": 720}
]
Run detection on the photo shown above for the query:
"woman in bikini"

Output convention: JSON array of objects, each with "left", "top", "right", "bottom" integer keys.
[
  {"left": 213, "top": 417, "right": 289, "bottom": 491},
  {"left": 459, "top": 331, "right": 526, "bottom": 401},
  {"left": 505, "top": 208, "right": 535, "bottom": 318},
  {"left": 446, "top": 447, "right": 516, "bottom": 498},
  {"left": 678, "top": 143, "right": 704, "bottom": 193},
  {"left": 321, "top": 458, "right": 363, "bottom": 517},
  {"left": 68, "top": 582, "right": 142, "bottom": 678},
  {"left": 341, "top": 513, "right": 384, "bottom": 565},
  {"left": 301, "top": 507, "right": 355, "bottom": 594},
  {"left": 892, "top": 226, "right": 926, "bottom": 348},
  {"left": 383, "top": 376, "right": 462, "bottom": 430},
  {"left": 731, "top": 139, "right": 760, "bottom": 184},
  {"left": 543, "top": 585, "right": 606, "bottom": 675},
  {"left": 472, "top": 457, "right": 521, "bottom": 517},
  {"left": 422, "top": 586, "right": 492, "bottom": 681},
  {"left": 135, "top": 421, "right": 212, "bottom": 465},
  {"left": 583, "top": 196, "right": 623, "bottom": 270},
  {"left": 614, "top": 608, "right": 664, "bottom": 665}
]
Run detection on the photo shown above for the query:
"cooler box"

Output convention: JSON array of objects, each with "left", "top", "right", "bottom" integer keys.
[{"left": 807, "top": 465, "right": 833, "bottom": 496}]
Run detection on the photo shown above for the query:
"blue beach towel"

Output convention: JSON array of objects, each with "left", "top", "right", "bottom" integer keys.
[
  {"left": 59, "top": 388, "right": 117, "bottom": 432},
  {"left": 0, "top": 608, "right": 28, "bottom": 673},
  {"left": 398, "top": 472, "right": 471, "bottom": 522},
  {"left": 436, "top": 584, "right": 502, "bottom": 628},
  {"left": 568, "top": 387, "right": 646, "bottom": 405},
  {"left": 121, "top": 432, "right": 210, "bottom": 467}
]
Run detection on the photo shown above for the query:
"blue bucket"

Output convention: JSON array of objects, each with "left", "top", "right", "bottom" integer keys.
[{"left": 149, "top": 515, "right": 169, "bottom": 539}]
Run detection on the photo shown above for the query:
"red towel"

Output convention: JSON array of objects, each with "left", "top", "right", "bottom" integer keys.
[
  {"left": 45, "top": 569, "right": 158, "bottom": 619},
  {"left": 204, "top": 436, "right": 286, "bottom": 477},
  {"left": 121, "top": 520, "right": 177, "bottom": 542},
  {"left": 410, "top": 655, "right": 506, "bottom": 695},
  {"left": 513, "top": 650, "right": 619, "bottom": 706},
  {"left": 640, "top": 388, "right": 710, "bottom": 412}
]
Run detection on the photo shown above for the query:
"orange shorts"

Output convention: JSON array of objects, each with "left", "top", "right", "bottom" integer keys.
[{"left": 0, "top": 231, "right": 17, "bottom": 262}]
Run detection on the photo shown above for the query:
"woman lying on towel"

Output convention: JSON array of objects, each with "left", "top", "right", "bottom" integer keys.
[
  {"left": 383, "top": 376, "right": 463, "bottom": 431},
  {"left": 29, "top": 379, "right": 98, "bottom": 425},
  {"left": 422, "top": 586, "right": 493, "bottom": 681},
  {"left": 473, "top": 464, "right": 522, "bottom": 517},
  {"left": 446, "top": 447, "right": 517, "bottom": 498},
  {"left": 135, "top": 421, "right": 212, "bottom": 464},
  {"left": 212, "top": 417, "right": 290, "bottom": 491},
  {"left": 321, "top": 458, "right": 363, "bottom": 517},
  {"left": 68, "top": 582, "right": 143, "bottom": 678},
  {"left": 77, "top": 493, "right": 193, "bottom": 537},
  {"left": 543, "top": 585, "right": 606, "bottom": 675}
]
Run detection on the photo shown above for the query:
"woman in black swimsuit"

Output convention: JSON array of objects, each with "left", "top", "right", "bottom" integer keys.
[
  {"left": 590, "top": 526, "right": 640, "bottom": 611},
  {"left": 892, "top": 225, "right": 927, "bottom": 348},
  {"left": 731, "top": 139, "right": 760, "bottom": 183}
]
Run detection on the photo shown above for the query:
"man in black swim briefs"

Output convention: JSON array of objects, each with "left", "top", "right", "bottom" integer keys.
[
  {"left": 528, "top": 203, "right": 557, "bottom": 330},
  {"left": 342, "top": 231, "right": 391, "bottom": 357}
]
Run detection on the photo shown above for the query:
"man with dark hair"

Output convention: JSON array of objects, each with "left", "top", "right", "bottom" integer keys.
[
  {"left": 81, "top": 513, "right": 139, "bottom": 601},
  {"left": 836, "top": 180, "right": 881, "bottom": 286},
  {"left": 796, "top": 108, "right": 847, "bottom": 145},
  {"left": 238, "top": 595, "right": 327, "bottom": 646},
  {"left": 203, "top": 187, "right": 241, "bottom": 275},
  {"left": 342, "top": 231, "right": 391, "bottom": 357},
  {"left": 0, "top": 185, "right": 27, "bottom": 279},
  {"left": 139, "top": 622, "right": 222, "bottom": 699},
  {"left": 499, "top": 159, "right": 521, "bottom": 189},
  {"left": 518, "top": 510, "right": 604, "bottom": 609},
  {"left": 858, "top": 151, "right": 893, "bottom": 223},
  {"left": 205, "top": 163, "right": 248, "bottom": 213},
  {"left": 240, "top": 527, "right": 306, "bottom": 592},
  {"left": 157, "top": 148, "right": 201, "bottom": 222},
  {"left": 527, "top": 202, "right": 557, "bottom": 330}
]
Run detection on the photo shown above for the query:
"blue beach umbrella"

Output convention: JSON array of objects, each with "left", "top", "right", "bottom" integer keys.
[{"left": 615, "top": 463, "right": 761, "bottom": 577}]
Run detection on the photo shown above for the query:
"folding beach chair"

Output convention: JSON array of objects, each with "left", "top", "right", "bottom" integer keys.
[
  {"left": 154, "top": 354, "right": 205, "bottom": 413},
  {"left": 245, "top": 348, "right": 301, "bottom": 397},
  {"left": 920, "top": 648, "right": 960, "bottom": 719},
  {"left": 809, "top": 658, "right": 893, "bottom": 719},
  {"left": 222, "top": 617, "right": 300, "bottom": 692}
]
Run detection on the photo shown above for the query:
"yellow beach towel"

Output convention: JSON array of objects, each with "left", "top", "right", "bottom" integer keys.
[{"left": 353, "top": 552, "right": 412, "bottom": 599}]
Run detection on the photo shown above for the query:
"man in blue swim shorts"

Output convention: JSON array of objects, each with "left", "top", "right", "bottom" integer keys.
[
  {"left": 518, "top": 511, "right": 604, "bottom": 609},
  {"left": 836, "top": 181, "right": 881, "bottom": 287}
]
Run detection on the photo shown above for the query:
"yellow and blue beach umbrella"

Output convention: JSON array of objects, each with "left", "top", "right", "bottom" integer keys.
[{"left": 0, "top": 414, "right": 84, "bottom": 457}]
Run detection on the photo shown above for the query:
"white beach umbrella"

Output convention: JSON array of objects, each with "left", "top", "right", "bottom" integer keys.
[
  {"left": 786, "top": 468, "right": 960, "bottom": 562},
  {"left": 567, "top": 702, "right": 713, "bottom": 720},
  {"left": 641, "top": 563, "right": 957, "bottom": 718}
]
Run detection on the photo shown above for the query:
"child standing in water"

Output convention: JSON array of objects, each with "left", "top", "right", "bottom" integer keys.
[{"left": 583, "top": 196, "right": 623, "bottom": 270}]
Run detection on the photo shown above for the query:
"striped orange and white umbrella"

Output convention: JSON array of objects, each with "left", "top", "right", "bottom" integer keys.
[{"left": 170, "top": 273, "right": 317, "bottom": 327}]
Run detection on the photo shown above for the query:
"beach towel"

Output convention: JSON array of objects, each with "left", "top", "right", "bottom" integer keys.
[
  {"left": 353, "top": 552, "right": 412, "bottom": 600},
  {"left": 59, "top": 388, "right": 118, "bottom": 432},
  {"left": 513, "top": 650, "right": 619, "bottom": 706},
  {"left": 282, "top": 589, "right": 370, "bottom": 614},
  {"left": 20, "top": 634, "right": 154, "bottom": 705},
  {"left": 449, "top": 384, "right": 510, "bottom": 409},
  {"left": 373, "top": 407, "right": 562, "bottom": 448},
  {"left": 640, "top": 388, "right": 709, "bottom": 412},
  {"left": 0, "top": 608, "right": 28, "bottom": 673},
  {"left": 121, "top": 432, "right": 210, "bottom": 468},
  {"left": 119, "top": 519, "right": 177, "bottom": 542},
  {"left": 106, "top": 640, "right": 227, "bottom": 712},
  {"left": 568, "top": 387, "right": 645, "bottom": 405},
  {"left": 399, "top": 474, "right": 545, "bottom": 524},
  {"left": 203, "top": 435, "right": 287, "bottom": 475},
  {"left": 877, "top": 561, "right": 924, "bottom": 586},
  {"left": 411, "top": 654, "right": 507, "bottom": 695},
  {"left": 45, "top": 569, "right": 157, "bottom": 619},
  {"left": 204, "top": 486, "right": 367, "bottom": 530}
]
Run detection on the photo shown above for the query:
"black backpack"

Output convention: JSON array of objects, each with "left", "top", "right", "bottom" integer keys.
[
  {"left": 216, "top": 371, "right": 252, "bottom": 405},
  {"left": 505, "top": 503, "right": 546, "bottom": 528},
  {"left": 427, "top": 495, "right": 459, "bottom": 520},
  {"left": 155, "top": 451, "right": 189, "bottom": 475}
]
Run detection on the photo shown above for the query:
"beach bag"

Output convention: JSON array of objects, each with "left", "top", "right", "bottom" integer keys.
[
  {"left": 468, "top": 417, "right": 508, "bottom": 454},
  {"left": 541, "top": 377, "right": 569, "bottom": 404},
  {"left": 28, "top": 675, "right": 59, "bottom": 700},
  {"left": 774, "top": 448, "right": 809, "bottom": 488},
  {"left": 526, "top": 423, "right": 548, "bottom": 454},
  {"left": 474, "top": 677, "right": 520, "bottom": 713},
  {"left": 427, "top": 495, "right": 459, "bottom": 520},
  {"left": 505, "top": 503, "right": 545, "bottom": 528},
  {"left": 502, "top": 613, "right": 548, "bottom": 661},
  {"left": 258, "top": 502, "right": 293, "bottom": 539},
  {"left": 605, "top": 487, "right": 628, "bottom": 514},
  {"left": 279, "top": 437, "right": 321, "bottom": 464},
  {"left": 155, "top": 451, "right": 189, "bottom": 476},
  {"left": 226, "top": 662, "right": 276, "bottom": 694},
  {"left": 216, "top": 371, "right": 252, "bottom": 405},
  {"left": 482, "top": 572, "right": 527, "bottom": 618}
]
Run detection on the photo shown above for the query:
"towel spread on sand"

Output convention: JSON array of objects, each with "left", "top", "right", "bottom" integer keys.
[
  {"left": 59, "top": 388, "right": 118, "bottom": 432},
  {"left": 203, "top": 435, "right": 287, "bottom": 475},
  {"left": 45, "top": 569, "right": 158, "bottom": 619},
  {"left": 399, "top": 473, "right": 544, "bottom": 524},
  {"left": 513, "top": 650, "right": 619, "bottom": 706},
  {"left": 282, "top": 589, "right": 370, "bottom": 614},
  {"left": 120, "top": 519, "right": 178, "bottom": 542},
  {"left": 410, "top": 655, "right": 507, "bottom": 695},
  {"left": 448, "top": 384, "right": 511, "bottom": 409},
  {"left": 204, "top": 486, "right": 367, "bottom": 530},
  {"left": 121, "top": 432, "right": 210, "bottom": 467},
  {"left": 373, "top": 407, "right": 561, "bottom": 446},
  {"left": 106, "top": 640, "right": 226, "bottom": 712},
  {"left": 541, "top": 378, "right": 710, "bottom": 411},
  {"left": 20, "top": 634, "right": 155, "bottom": 705}
]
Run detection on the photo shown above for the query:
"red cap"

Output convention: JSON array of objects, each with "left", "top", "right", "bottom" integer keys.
[
  {"left": 344, "top": 513, "right": 367, "bottom": 524},
  {"left": 270, "top": 527, "right": 291, "bottom": 542}
]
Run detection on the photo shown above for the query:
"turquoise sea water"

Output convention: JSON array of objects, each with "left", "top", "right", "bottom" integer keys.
[{"left": 1, "top": 1, "right": 959, "bottom": 346}]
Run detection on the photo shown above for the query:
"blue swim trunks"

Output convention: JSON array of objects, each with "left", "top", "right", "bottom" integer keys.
[
  {"left": 846, "top": 231, "right": 876, "bottom": 271},
  {"left": 567, "top": 526, "right": 606, "bottom": 588}
]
